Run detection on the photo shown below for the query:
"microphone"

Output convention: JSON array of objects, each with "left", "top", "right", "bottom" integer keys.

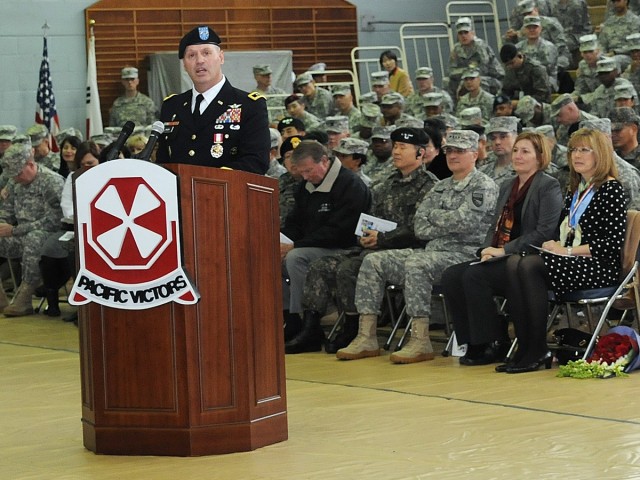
[
  {"left": 104, "top": 121, "right": 135, "bottom": 161},
  {"left": 135, "top": 121, "right": 164, "bottom": 161}
]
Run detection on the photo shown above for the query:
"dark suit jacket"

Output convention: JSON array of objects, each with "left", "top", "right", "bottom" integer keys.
[
  {"left": 156, "top": 80, "right": 270, "bottom": 174},
  {"left": 482, "top": 170, "right": 563, "bottom": 254}
]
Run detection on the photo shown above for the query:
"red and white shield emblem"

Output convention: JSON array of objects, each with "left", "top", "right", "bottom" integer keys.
[{"left": 69, "top": 160, "right": 199, "bottom": 309}]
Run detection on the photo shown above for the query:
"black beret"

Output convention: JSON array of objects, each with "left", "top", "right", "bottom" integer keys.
[
  {"left": 280, "top": 135, "right": 304, "bottom": 158},
  {"left": 179, "top": 26, "right": 221, "bottom": 59},
  {"left": 277, "top": 117, "right": 305, "bottom": 133},
  {"left": 500, "top": 43, "right": 518, "bottom": 63},
  {"left": 390, "top": 127, "right": 429, "bottom": 146}
]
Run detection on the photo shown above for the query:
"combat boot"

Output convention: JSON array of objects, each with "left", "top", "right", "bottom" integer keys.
[
  {"left": 390, "top": 316, "right": 435, "bottom": 364},
  {"left": 325, "top": 313, "right": 359, "bottom": 354},
  {"left": 0, "top": 282, "right": 9, "bottom": 311},
  {"left": 336, "top": 314, "right": 380, "bottom": 360},
  {"left": 283, "top": 310, "right": 302, "bottom": 342},
  {"left": 3, "top": 283, "right": 36, "bottom": 317},
  {"left": 285, "top": 310, "right": 325, "bottom": 354}
]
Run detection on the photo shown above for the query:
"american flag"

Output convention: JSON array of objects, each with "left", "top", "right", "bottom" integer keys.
[{"left": 36, "top": 36, "right": 61, "bottom": 151}]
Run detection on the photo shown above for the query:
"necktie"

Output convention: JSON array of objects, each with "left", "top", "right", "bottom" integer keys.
[{"left": 193, "top": 93, "right": 204, "bottom": 120}]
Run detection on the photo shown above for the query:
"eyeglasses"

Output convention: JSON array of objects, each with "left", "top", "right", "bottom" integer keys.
[
  {"left": 443, "top": 146, "right": 470, "bottom": 154},
  {"left": 568, "top": 147, "right": 594, "bottom": 154}
]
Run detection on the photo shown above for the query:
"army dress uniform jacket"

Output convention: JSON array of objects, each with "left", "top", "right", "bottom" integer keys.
[{"left": 157, "top": 81, "right": 270, "bottom": 175}]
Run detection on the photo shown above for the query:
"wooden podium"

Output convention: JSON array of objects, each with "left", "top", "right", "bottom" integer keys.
[{"left": 78, "top": 164, "right": 288, "bottom": 456}]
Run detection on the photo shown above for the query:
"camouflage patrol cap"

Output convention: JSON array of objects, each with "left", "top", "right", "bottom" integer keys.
[
  {"left": 596, "top": 57, "right": 617, "bottom": 73},
  {"left": 550, "top": 93, "right": 574, "bottom": 118},
  {"left": 1, "top": 142, "right": 33, "bottom": 177},
  {"left": 458, "top": 107, "right": 483, "bottom": 126},
  {"left": 10, "top": 134, "right": 31, "bottom": 146},
  {"left": 308, "top": 63, "right": 327, "bottom": 73},
  {"left": 55, "top": 127, "right": 83, "bottom": 146},
  {"left": 121, "top": 67, "right": 138, "bottom": 79},
  {"left": 422, "top": 92, "right": 444, "bottom": 107},
  {"left": 324, "top": 115, "right": 350, "bottom": 133},
  {"left": 360, "top": 103, "right": 382, "bottom": 128},
  {"left": 579, "top": 34, "right": 599, "bottom": 52},
  {"left": 518, "top": 0, "right": 536, "bottom": 14},
  {"left": 294, "top": 72, "right": 314, "bottom": 87},
  {"left": 90, "top": 134, "right": 113, "bottom": 147},
  {"left": 371, "top": 125, "right": 396, "bottom": 140},
  {"left": 446, "top": 130, "right": 479, "bottom": 150},
  {"left": 331, "top": 84, "right": 352, "bottom": 96},
  {"left": 614, "top": 84, "right": 635, "bottom": 100},
  {"left": 610, "top": 107, "right": 640, "bottom": 129},
  {"left": 486, "top": 116, "right": 519, "bottom": 135},
  {"left": 461, "top": 68, "right": 480, "bottom": 79},
  {"left": 269, "top": 128, "right": 281, "bottom": 149},
  {"left": 455, "top": 17, "right": 473, "bottom": 32},
  {"left": 253, "top": 64, "right": 272, "bottom": 75},
  {"left": 371, "top": 71, "right": 390, "bottom": 86},
  {"left": 178, "top": 26, "right": 221, "bottom": 59},
  {"left": 580, "top": 117, "right": 612, "bottom": 135},
  {"left": 535, "top": 125, "right": 556, "bottom": 139},
  {"left": 0, "top": 125, "right": 17, "bottom": 142},
  {"left": 415, "top": 67, "right": 433, "bottom": 79},
  {"left": 333, "top": 137, "right": 369, "bottom": 156},
  {"left": 359, "top": 91, "right": 378, "bottom": 104},
  {"left": 26, "top": 124, "right": 49, "bottom": 146},
  {"left": 515, "top": 95, "right": 540, "bottom": 122},
  {"left": 391, "top": 127, "right": 429, "bottom": 146},
  {"left": 522, "top": 15, "right": 541, "bottom": 28},
  {"left": 394, "top": 117, "right": 425, "bottom": 129},
  {"left": 103, "top": 126, "right": 122, "bottom": 136},
  {"left": 627, "top": 33, "right": 640, "bottom": 52},
  {"left": 380, "top": 92, "right": 405, "bottom": 106},
  {"left": 434, "top": 114, "right": 459, "bottom": 129}
]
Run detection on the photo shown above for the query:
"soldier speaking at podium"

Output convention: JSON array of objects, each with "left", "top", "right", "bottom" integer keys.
[{"left": 156, "top": 26, "right": 270, "bottom": 174}]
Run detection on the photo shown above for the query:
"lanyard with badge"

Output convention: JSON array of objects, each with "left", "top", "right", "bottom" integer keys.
[{"left": 565, "top": 181, "right": 595, "bottom": 247}]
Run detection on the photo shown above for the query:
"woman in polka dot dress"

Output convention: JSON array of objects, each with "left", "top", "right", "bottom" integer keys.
[{"left": 499, "top": 128, "right": 627, "bottom": 374}]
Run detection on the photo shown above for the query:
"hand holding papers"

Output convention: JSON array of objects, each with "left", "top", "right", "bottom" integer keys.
[{"left": 354, "top": 213, "right": 397, "bottom": 237}]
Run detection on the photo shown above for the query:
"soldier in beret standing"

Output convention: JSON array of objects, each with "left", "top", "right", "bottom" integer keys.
[{"left": 157, "top": 26, "right": 270, "bottom": 174}]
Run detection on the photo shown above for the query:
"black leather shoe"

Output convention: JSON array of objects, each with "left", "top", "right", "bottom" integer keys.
[
  {"left": 324, "top": 314, "right": 359, "bottom": 354},
  {"left": 460, "top": 341, "right": 511, "bottom": 366},
  {"left": 506, "top": 352, "right": 553, "bottom": 374},
  {"left": 285, "top": 310, "right": 325, "bottom": 354},
  {"left": 495, "top": 362, "right": 515, "bottom": 373}
]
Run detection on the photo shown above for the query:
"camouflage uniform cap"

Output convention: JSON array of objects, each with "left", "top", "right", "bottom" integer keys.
[
  {"left": 308, "top": 62, "right": 327, "bottom": 73},
  {"left": 422, "top": 92, "right": 444, "bottom": 107},
  {"left": 371, "top": 71, "right": 390, "bottom": 86},
  {"left": 371, "top": 125, "right": 396, "bottom": 140},
  {"left": 415, "top": 67, "right": 433, "bottom": 79},
  {"left": 518, "top": 0, "right": 536, "bottom": 14},
  {"left": 434, "top": 114, "right": 459, "bottom": 129},
  {"left": 394, "top": 117, "right": 425, "bottom": 129},
  {"left": 609, "top": 107, "right": 640, "bottom": 129},
  {"left": 269, "top": 128, "right": 281, "bottom": 149},
  {"left": 0, "top": 125, "right": 17, "bottom": 142},
  {"left": 359, "top": 91, "right": 378, "bottom": 104},
  {"left": 324, "top": 115, "right": 350, "bottom": 133},
  {"left": 486, "top": 116, "right": 519, "bottom": 135},
  {"left": 331, "top": 84, "right": 351, "bottom": 96},
  {"left": 614, "top": 84, "right": 635, "bottom": 100},
  {"left": 90, "top": 134, "right": 113, "bottom": 147},
  {"left": 253, "top": 64, "right": 272, "bottom": 75},
  {"left": 580, "top": 117, "right": 612, "bottom": 135},
  {"left": 1, "top": 142, "right": 33, "bottom": 176},
  {"left": 515, "top": 95, "right": 540, "bottom": 122},
  {"left": 294, "top": 72, "right": 314, "bottom": 87},
  {"left": 596, "top": 57, "right": 617, "bottom": 73},
  {"left": 535, "top": 125, "right": 556, "bottom": 139},
  {"left": 121, "top": 67, "right": 138, "bottom": 79},
  {"left": 627, "top": 33, "right": 640, "bottom": 52},
  {"left": 458, "top": 107, "right": 483, "bottom": 126},
  {"left": 360, "top": 103, "right": 382, "bottom": 128},
  {"left": 391, "top": 127, "right": 429, "bottom": 146},
  {"left": 523, "top": 15, "right": 541, "bottom": 28},
  {"left": 11, "top": 134, "right": 31, "bottom": 146},
  {"left": 178, "top": 26, "right": 221, "bottom": 59},
  {"left": 550, "top": 93, "right": 574, "bottom": 118},
  {"left": 25, "top": 124, "right": 49, "bottom": 147},
  {"left": 446, "top": 130, "right": 479, "bottom": 150},
  {"left": 333, "top": 137, "right": 369, "bottom": 156},
  {"left": 55, "top": 127, "right": 83, "bottom": 146},
  {"left": 461, "top": 67, "right": 481, "bottom": 79},
  {"left": 380, "top": 92, "right": 405, "bottom": 106},
  {"left": 103, "top": 126, "right": 122, "bottom": 136},
  {"left": 456, "top": 17, "right": 473, "bottom": 32},
  {"left": 579, "top": 34, "right": 599, "bottom": 52}
]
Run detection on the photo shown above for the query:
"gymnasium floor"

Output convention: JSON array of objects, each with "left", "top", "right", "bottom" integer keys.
[{"left": 2, "top": 306, "right": 640, "bottom": 480}]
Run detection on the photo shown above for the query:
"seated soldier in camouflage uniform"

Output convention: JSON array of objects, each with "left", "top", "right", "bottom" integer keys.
[
  {"left": 0, "top": 143, "right": 64, "bottom": 316},
  {"left": 614, "top": 84, "right": 638, "bottom": 111},
  {"left": 363, "top": 125, "right": 396, "bottom": 186},
  {"left": 550, "top": 93, "right": 598, "bottom": 146},
  {"left": 108, "top": 67, "right": 158, "bottom": 128},
  {"left": 354, "top": 102, "right": 382, "bottom": 141},
  {"left": 406, "top": 67, "right": 454, "bottom": 119},
  {"left": 370, "top": 71, "right": 392, "bottom": 103},
  {"left": 500, "top": 43, "right": 552, "bottom": 104},
  {"left": 514, "top": 95, "right": 552, "bottom": 128},
  {"left": 455, "top": 68, "right": 495, "bottom": 122},
  {"left": 277, "top": 117, "right": 306, "bottom": 140},
  {"left": 337, "top": 130, "right": 498, "bottom": 363},
  {"left": 598, "top": 0, "right": 640, "bottom": 56},
  {"left": 587, "top": 57, "right": 637, "bottom": 120},
  {"left": 333, "top": 137, "right": 371, "bottom": 186},
  {"left": 550, "top": 0, "right": 592, "bottom": 67},
  {"left": 324, "top": 116, "right": 350, "bottom": 150},
  {"left": 284, "top": 94, "right": 322, "bottom": 132},
  {"left": 610, "top": 107, "right": 640, "bottom": 168},
  {"left": 380, "top": 92, "right": 419, "bottom": 126},
  {"left": 25, "top": 124, "right": 58, "bottom": 172},
  {"left": 296, "top": 128, "right": 438, "bottom": 354},
  {"left": 294, "top": 72, "right": 334, "bottom": 121},
  {"left": 492, "top": 93, "right": 514, "bottom": 117},
  {"left": 278, "top": 135, "right": 304, "bottom": 229},
  {"left": 479, "top": 116, "right": 519, "bottom": 187},
  {"left": 516, "top": 15, "right": 560, "bottom": 92},
  {"left": 253, "top": 64, "right": 289, "bottom": 127},
  {"left": 572, "top": 34, "right": 607, "bottom": 106},
  {"left": 622, "top": 34, "right": 640, "bottom": 95},
  {"left": 266, "top": 128, "right": 286, "bottom": 179},
  {"left": 331, "top": 85, "right": 362, "bottom": 134}
]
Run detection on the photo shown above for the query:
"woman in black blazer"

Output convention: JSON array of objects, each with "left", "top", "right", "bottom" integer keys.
[{"left": 441, "top": 131, "right": 564, "bottom": 365}]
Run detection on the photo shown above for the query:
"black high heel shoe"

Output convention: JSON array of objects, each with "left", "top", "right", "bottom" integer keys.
[{"left": 505, "top": 351, "right": 553, "bottom": 374}]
